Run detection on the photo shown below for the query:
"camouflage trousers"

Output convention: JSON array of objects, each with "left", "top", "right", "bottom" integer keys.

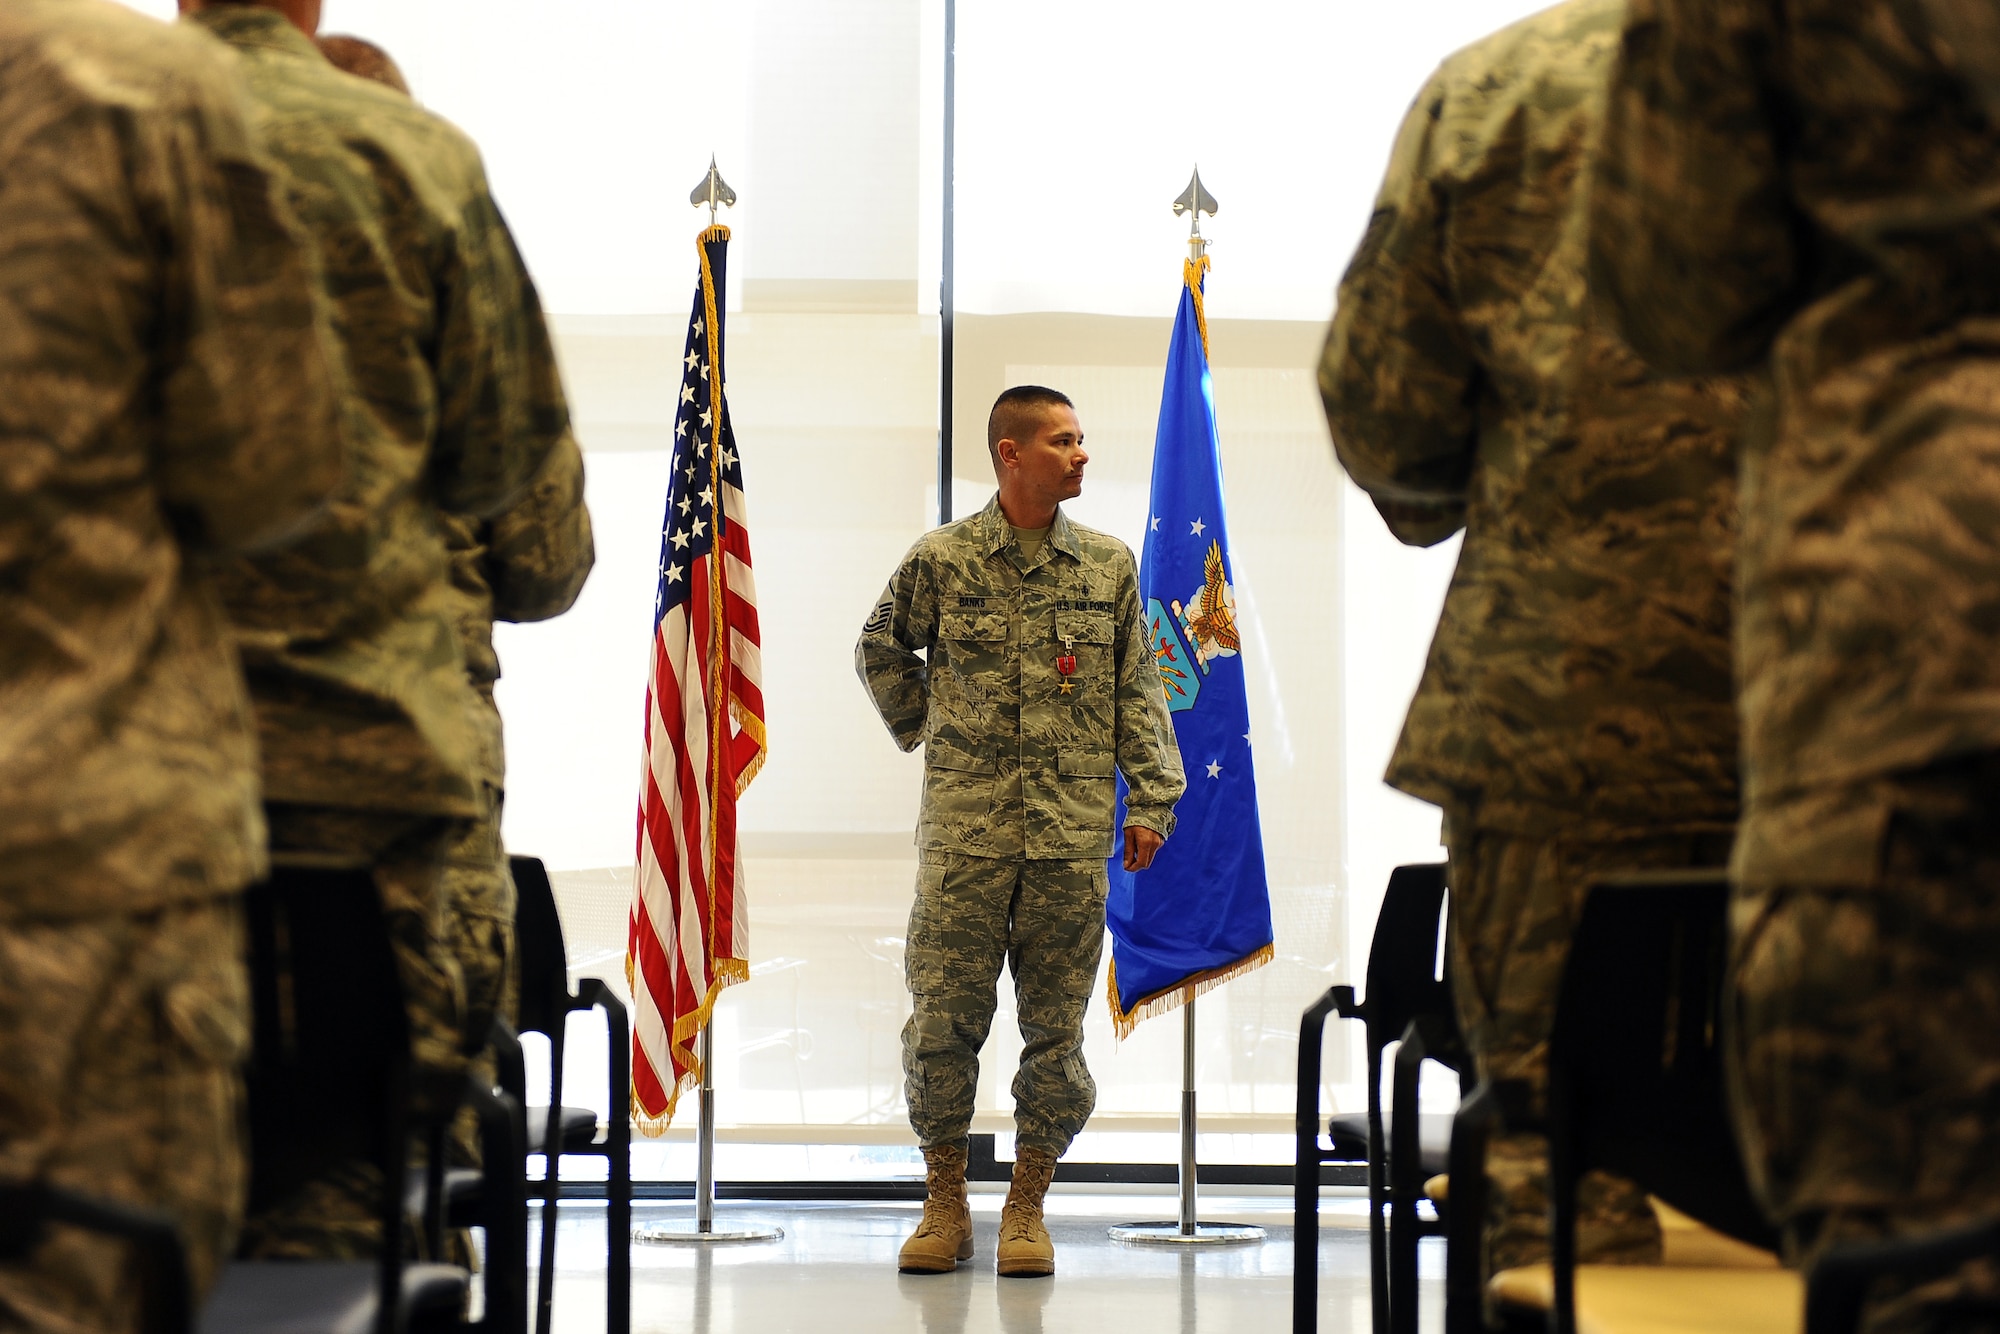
[
  {"left": 442, "top": 785, "right": 516, "bottom": 1170},
  {"left": 1447, "top": 819, "right": 1734, "bottom": 1273},
  {"left": 1732, "top": 760, "right": 2000, "bottom": 1334},
  {"left": 903, "top": 852, "right": 1108, "bottom": 1158},
  {"left": 0, "top": 898, "right": 249, "bottom": 1332},
  {"left": 239, "top": 806, "right": 468, "bottom": 1260}
]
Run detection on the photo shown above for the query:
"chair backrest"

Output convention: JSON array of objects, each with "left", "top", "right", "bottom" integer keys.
[
  {"left": 0, "top": 1182, "right": 191, "bottom": 1334},
  {"left": 1548, "top": 870, "right": 1780, "bottom": 1265},
  {"left": 1362, "top": 862, "right": 1450, "bottom": 1060},
  {"left": 511, "top": 855, "right": 571, "bottom": 1041},
  {"left": 242, "top": 867, "right": 410, "bottom": 1334}
]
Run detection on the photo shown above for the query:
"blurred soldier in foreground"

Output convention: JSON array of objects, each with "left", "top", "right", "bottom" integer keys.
[
  {"left": 1593, "top": 2, "right": 2000, "bottom": 1327},
  {"left": 1320, "top": 0, "right": 1753, "bottom": 1275},
  {"left": 316, "top": 24, "right": 596, "bottom": 1182},
  {"left": 177, "top": 0, "right": 572, "bottom": 1256},
  {"left": 857, "top": 386, "right": 1185, "bottom": 1277},
  {"left": 0, "top": 0, "right": 341, "bottom": 1324}
]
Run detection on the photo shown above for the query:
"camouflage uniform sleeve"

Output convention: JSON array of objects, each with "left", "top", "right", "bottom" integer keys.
[
  {"left": 153, "top": 80, "right": 342, "bottom": 554},
  {"left": 1590, "top": 0, "right": 1796, "bottom": 373},
  {"left": 1112, "top": 551, "right": 1185, "bottom": 839},
  {"left": 1319, "top": 69, "right": 1477, "bottom": 550},
  {"left": 854, "top": 540, "right": 937, "bottom": 754},
  {"left": 486, "top": 429, "right": 594, "bottom": 623},
  {"left": 427, "top": 168, "right": 569, "bottom": 519}
]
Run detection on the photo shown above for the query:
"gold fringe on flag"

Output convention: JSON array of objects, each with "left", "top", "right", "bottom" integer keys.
[
  {"left": 628, "top": 954, "right": 751, "bottom": 1138},
  {"left": 1105, "top": 940, "right": 1274, "bottom": 1041},
  {"left": 1184, "top": 253, "right": 1212, "bottom": 362}
]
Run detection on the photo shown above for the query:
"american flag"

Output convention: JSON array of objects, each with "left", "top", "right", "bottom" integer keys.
[{"left": 627, "top": 227, "right": 765, "bottom": 1130}]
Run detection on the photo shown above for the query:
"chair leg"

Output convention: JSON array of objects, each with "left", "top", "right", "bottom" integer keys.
[
  {"left": 1295, "top": 988, "right": 1340, "bottom": 1334},
  {"left": 423, "top": 1125, "right": 448, "bottom": 1262},
  {"left": 1389, "top": 1023, "right": 1431, "bottom": 1334},
  {"left": 469, "top": 1083, "right": 528, "bottom": 1334},
  {"left": 1367, "top": 1044, "right": 1389, "bottom": 1334},
  {"left": 585, "top": 982, "right": 632, "bottom": 1334},
  {"left": 535, "top": 1020, "right": 566, "bottom": 1334},
  {"left": 1444, "top": 1083, "right": 1498, "bottom": 1334}
]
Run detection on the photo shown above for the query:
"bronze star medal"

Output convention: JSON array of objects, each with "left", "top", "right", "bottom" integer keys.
[{"left": 1056, "top": 635, "right": 1077, "bottom": 695}]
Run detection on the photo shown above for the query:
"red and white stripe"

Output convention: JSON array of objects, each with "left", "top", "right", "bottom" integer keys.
[{"left": 629, "top": 492, "right": 763, "bottom": 1128}]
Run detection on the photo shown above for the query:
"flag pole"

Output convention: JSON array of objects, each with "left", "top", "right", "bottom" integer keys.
[
  {"left": 632, "top": 159, "right": 782, "bottom": 1248},
  {"left": 1180, "top": 999, "right": 1198, "bottom": 1234},
  {"left": 1108, "top": 170, "right": 1264, "bottom": 1248},
  {"left": 937, "top": 0, "right": 956, "bottom": 526}
]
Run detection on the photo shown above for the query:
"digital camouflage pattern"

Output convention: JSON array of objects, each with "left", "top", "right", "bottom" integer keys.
[
  {"left": 437, "top": 429, "right": 595, "bottom": 794},
  {"left": 861, "top": 494, "right": 1182, "bottom": 1159},
  {"left": 0, "top": 900, "right": 251, "bottom": 1330},
  {"left": 435, "top": 431, "right": 592, "bottom": 1158},
  {"left": 856, "top": 494, "right": 1185, "bottom": 858},
  {"left": 902, "top": 853, "right": 1110, "bottom": 1158},
  {"left": 0, "top": 0, "right": 342, "bottom": 925},
  {"left": 1448, "top": 818, "right": 1735, "bottom": 1273},
  {"left": 1591, "top": 0, "right": 2000, "bottom": 885},
  {"left": 191, "top": 6, "right": 571, "bottom": 824},
  {"left": 1730, "top": 754, "right": 2000, "bottom": 1333},
  {"left": 1320, "top": 0, "right": 1752, "bottom": 838}
]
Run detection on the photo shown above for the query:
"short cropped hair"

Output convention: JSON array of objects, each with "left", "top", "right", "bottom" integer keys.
[
  {"left": 986, "top": 385, "right": 1075, "bottom": 471},
  {"left": 317, "top": 34, "right": 412, "bottom": 96}
]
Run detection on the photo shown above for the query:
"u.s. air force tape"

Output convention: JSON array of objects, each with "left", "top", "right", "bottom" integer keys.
[{"left": 862, "top": 601, "right": 893, "bottom": 633}]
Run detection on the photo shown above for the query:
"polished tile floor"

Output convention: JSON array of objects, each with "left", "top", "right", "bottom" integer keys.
[{"left": 531, "top": 1189, "right": 1439, "bottom": 1334}]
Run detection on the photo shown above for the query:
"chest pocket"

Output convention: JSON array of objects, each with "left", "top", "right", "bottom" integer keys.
[
  {"left": 1054, "top": 610, "right": 1114, "bottom": 645},
  {"left": 939, "top": 606, "right": 1011, "bottom": 643}
]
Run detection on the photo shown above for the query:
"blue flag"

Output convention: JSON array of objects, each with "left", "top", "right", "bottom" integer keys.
[{"left": 1107, "top": 259, "right": 1274, "bottom": 1037}]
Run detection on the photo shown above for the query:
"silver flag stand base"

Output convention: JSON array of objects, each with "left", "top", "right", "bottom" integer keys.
[
  {"left": 633, "top": 1219, "right": 784, "bottom": 1245},
  {"left": 631, "top": 1018, "right": 784, "bottom": 1247},
  {"left": 1107, "top": 1221, "right": 1265, "bottom": 1245},
  {"left": 1109, "top": 998, "right": 1265, "bottom": 1248}
]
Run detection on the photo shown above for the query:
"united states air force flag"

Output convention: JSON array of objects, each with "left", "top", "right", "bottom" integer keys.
[{"left": 1107, "top": 255, "right": 1274, "bottom": 1038}]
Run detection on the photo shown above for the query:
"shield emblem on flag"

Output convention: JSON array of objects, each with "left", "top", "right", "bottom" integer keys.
[{"left": 1147, "top": 597, "right": 1201, "bottom": 713}]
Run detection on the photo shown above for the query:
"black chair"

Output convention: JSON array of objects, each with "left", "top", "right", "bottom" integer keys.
[
  {"left": 1297, "top": 862, "right": 1460, "bottom": 1334},
  {"left": 0, "top": 1181, "right": 192, "bottom": 1334},
  {"left": 210, "top": 865, "right": 516, "bottom": 1334},
  {"left": 509, "top": 856, "right": 630, "bottom": 1334},
  {"left": 1807, "top": 1215, "right": 2000, "bottom": 1334},
  {"left": 1445, "top": 869, "right": 1780, "bottom": 1334}
]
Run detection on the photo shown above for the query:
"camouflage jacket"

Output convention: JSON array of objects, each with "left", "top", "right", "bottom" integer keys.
[
  {"left": 1320, "top": 0, "right": 1751, "bottom": 836},
  {"left": 193, "top": 8, "right": 570, "bottom": 821},
  {"left": 856, "top": 495, "right": 1185, "bottom": 859},
  {"left": 437, "top": 430, "right": 595, "bottom": 788},
  {"left": 0, "top": 0, "right": 342, "bottom": 920},
  {"left": 1591, "top": 0, "right": 2000, "bottom": 876}
]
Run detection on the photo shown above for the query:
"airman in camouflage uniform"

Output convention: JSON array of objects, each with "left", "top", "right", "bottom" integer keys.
[
  {"left": 313, "top": 29, "right": 597, "bottom": 1173},
  {"left": 1593, "top": 2, "right": 2000, "bottom": 1326},
  {"left": 0, "top": 0, "right": 342, "bottom": 1325},
  {"left": 1320, "top": 0, "right": 1755, "bottom": 1276},
  {"left": 181, "top": 0, "right": 572, "bottom": 1258},
  {"left": 858, "top": 386, "right": 1185, "bottom": 1276}
]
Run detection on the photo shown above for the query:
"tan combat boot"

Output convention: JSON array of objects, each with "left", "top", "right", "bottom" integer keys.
[
  {"left": 898, "top": 1142, "right": 974, "bottom": 1273},
  {"left": 996, "top": 1147, "right": 1058, "bottom": 1277}
]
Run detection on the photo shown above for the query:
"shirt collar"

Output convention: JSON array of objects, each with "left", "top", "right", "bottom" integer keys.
[
  {"left": 973, "top": 494, "right": 1080, "bottom": 563},
  {"left": 187, "top": 7, "right": 327, "bottom": 61}
]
